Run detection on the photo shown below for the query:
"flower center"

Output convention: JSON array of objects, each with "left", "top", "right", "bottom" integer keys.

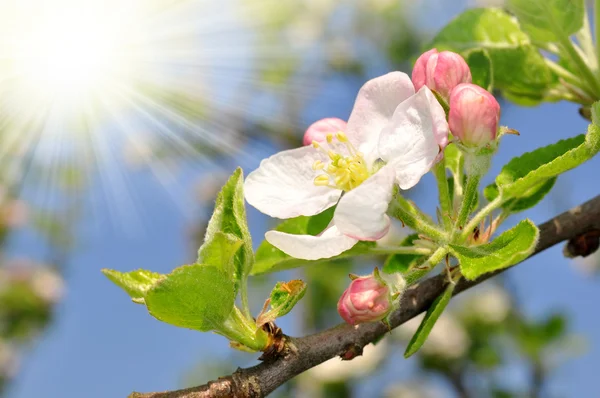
[{"left": 311, "top": 131, "right": 369, "bottom": 191}]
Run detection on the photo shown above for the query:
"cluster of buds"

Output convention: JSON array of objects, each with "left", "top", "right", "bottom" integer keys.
[
  {"left": 336, "top": 49, "right": 504, "bottom": 326},
  {"left": 413, "top": 48, "right": 501, "bottom": 150},
  {"left": 337, "top": 268, "right": 405, "bottom": 325}
]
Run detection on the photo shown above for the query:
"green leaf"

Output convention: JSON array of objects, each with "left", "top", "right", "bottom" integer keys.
[
  {"left": 466, "top": 49, "right": 493, "bottom": 91},
  {"left": 450, "top": 220, "right": 539, "bottom": 280},
  {"left": 198, "top": 232, "right": 243, "bottom": 276},
  {"left": 495, "top": 122, "right": 600, "bottom": 198},
  {"left": 256, "top": 280, "right": 307, "bottom": 327},
  {"left": 404, "top": 282, "right": 456, "bottom": 358},
  {"left": 430, "top": 8, "right": 556, "bottom": 102},
  {"left": 383, "top": 234, "right": 424, "bottom": 274},
  {"left": 507, "top": 0, "right": 584, "bottom": 42},
  {"left": 484, "top": 177, "right": 556, "bottom": 214},
  {"left": 197, "top": 168, "right": 253, "bottom": 292},
  {"left": 102, "top": 269, "right": 164, "bottom": 304},
  {"left": 144, "top": 264, "right": 235, "bottom": 332}
]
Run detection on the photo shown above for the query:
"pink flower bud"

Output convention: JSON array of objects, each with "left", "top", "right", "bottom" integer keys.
[
  {"left": 449, "top": 83, "right": 500, "bottom": 147},
  {"left": 337, "top": 273, "right": 393, "bottom": 325},
  {"left": 302, "top": 117, "right": 347, "bottom": 146},
  {"left": 412, "top": 49, "right": 472, "bottom": 100}
]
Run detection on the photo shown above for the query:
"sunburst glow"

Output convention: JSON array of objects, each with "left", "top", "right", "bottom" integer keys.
[
  {"left": 0, "top": 0, "right": 330, "bottom": 231},
  {"left": 14, "top": 6, "right": 128, "bottom": 104}
]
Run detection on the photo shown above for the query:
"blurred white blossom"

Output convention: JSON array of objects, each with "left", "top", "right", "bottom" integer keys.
[
  {"left": 301, "top": 340, "right": 387, "bottom": 384},
  {"left": 463, "top": 284, "right": 511, "bottom": 323},
  {"left": 385, "top": 381, "right": 445, "bottom": 398},
  {"left": 0, "top": 341, "right": 18, "bottom": 379},
  {"left": 31, "top": 268, "right": 65, "bottom": 304}
]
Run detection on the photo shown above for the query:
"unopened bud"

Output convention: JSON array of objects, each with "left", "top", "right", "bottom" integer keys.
[
  {"left": 337, "top": 268, "right": 405, "bottom": 325},
  {"left": 303, "top": 118, "right": 347, "bottom": 146},
  {"left": 449, "top": 83, "right": 500, "bottom": 148},
  {"left": 412, "top": 49, "right": 472, "bottom": 100}
]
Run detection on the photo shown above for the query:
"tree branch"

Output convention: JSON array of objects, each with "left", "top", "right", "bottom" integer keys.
[{"left": 130, "top": 194, "right": 600, "bottom": 398}]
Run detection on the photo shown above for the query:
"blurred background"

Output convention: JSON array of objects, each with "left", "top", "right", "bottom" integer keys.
[{"left": 0, "top": 0, "right": 598, "bottom": 397}]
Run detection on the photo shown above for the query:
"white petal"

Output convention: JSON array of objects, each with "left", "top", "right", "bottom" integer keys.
[
  {"left": 266, "top": 226, "right": 358, "bottom": 260},
  {"left": 346, "top": 72, "right": 415, "bottom": 165},
  {"left": 378, "top": 87, "right": 449, "bottom": 190},
  {"left": 334, "top": 165, "right": 394, "bottom": 240},
  {"left": 245, "top": 146, "right": 342, "bottom": 218}
]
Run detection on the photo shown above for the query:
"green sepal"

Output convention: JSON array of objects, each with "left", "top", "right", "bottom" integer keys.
[
  {"left": 101, "top": 269, "right": 164, "bottom": 304},
  {"left": 450, "top": 220, "right": 539, "bottom": 280},
  {"left": 256, "top": 280, "right": 307, "bottom": 327},
  {"left": 404, "top": 282, "right": 456, "bottom": 358}
]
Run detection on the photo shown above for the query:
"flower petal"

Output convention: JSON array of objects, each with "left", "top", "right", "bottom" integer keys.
[
  {"left": 346, "top": 72, "right": 415, "bottom": 165},
  {"left": 245, "top": 146, "right": 342, "bottom": 218},
  {"left": 378, "top": 87, "right": 449, "bottom": 190},
  {"left": 265, "top": 225, "right": 358, "bottom": 260},
  {"left": 334, "top": 165, "right": 395, "bottom": 240}
]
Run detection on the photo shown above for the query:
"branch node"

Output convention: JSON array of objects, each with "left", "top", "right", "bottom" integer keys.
[{"left": 340, "top": 343, "right": 363, "bottom": 361}]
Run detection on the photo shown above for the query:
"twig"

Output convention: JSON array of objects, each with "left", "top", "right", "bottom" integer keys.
[{"left": 130, "top": 194, "right": 600, "bottom": 398}]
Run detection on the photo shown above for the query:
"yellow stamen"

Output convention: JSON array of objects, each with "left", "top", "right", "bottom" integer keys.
[
  {"left": 310, "top": 130, "right": 370, "bottom": 192},
  {"left": 312, "top": 160, "right": 324, "bottom": 170},
  {"left": 336, "top": 131, "right": 348, "bottom": 142},
  {"left": 314, "top": 174, "right": 331, "bottom": 186}
]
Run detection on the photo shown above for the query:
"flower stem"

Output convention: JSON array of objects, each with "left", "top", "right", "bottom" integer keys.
[
  {"left": 239, "top": 276, "right": 253, "bottom": 320},
  {"left": 576, "top": 8, "right": 597, "bottom": 71},
  {"left": 404, "top": 247, "right": 448, "bottom": 285},
  {"left": 557, "top": 33, "right": 600, "bottom": 97},
  {"left": 596, "top": 0, "right": 600, "bottom": 72},
  {"left": 453, "top": 173, "right": 480, "bottom": 236},
  {"left": 545, "top": 58, "right": 586, "bottom": 88},
  {"left": 459, "top": 196, "right": 503, "bottom": 242},
  {"left": 389, "top": 194, "right": 447, "bottom": 242},
  {"left": 433, "top": 161, "right": 453, "bottom": 230},
  {"left": 370, "top": 246, "right": 433, "bottom": 255}
]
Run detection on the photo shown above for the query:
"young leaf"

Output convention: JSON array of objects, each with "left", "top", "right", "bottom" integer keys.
[
  {"left": 450, "top": 220, "right": 539, "bottom": 280},
  {"left": 198, "top": 232, "right": 243, "bottom": 276},
  {"left": 256, "top": 280, "right": 307, "bottom": 327},
  {"left": 466, "top": 49, "right": 493, "bottom": 91},
  {"left": 383, "top": 234, "right": 425, "bottom": 274},
  {"left": 197, "top": 168, "right": 253, "bottom": 293},
  {"left": 484, "top": 177, "right": 556, "bottom": 214},
  {"left": 430, "top": 8, "right": 556, "bottom": 102},
  {"left": 495, "top": 121, "right": 600, "bottom": 198},
  {"left": 404, "top": 282, "right": 456, "bottom": 358},
  {"left": 507, "top": 0, "right": 584, "bottom": 43},
  {"left": 102, "top": 269, "right": 164, "bottom": 303},
  {"left": 144, "top": 264, "right": 235, "bottom": 332}
]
